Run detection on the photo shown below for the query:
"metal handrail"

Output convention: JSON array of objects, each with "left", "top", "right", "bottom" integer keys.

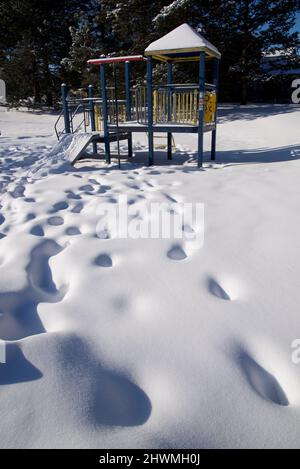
[
  {"left": 54, "top": 109, "right": 65, "bottom": 140},
  {"left": 55, "top": 103, "right": 89, "bottom": 140},
  {"left": 70, "top": 104, "right": 87, "bottom": 134}
]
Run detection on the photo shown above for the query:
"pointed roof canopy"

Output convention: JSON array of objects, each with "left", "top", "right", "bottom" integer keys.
[{"left": 145, "top": 23, "right": 221, "bottom": 62}]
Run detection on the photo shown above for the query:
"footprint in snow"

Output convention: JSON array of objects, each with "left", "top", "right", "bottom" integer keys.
[
  {"left": 94, "top": 253, "right": 113, "bottom": 268},
  {"left": 207, "top": 276, "right": 240, "bottom": 301},
  {"left": 148, "top": 170, "right": 160, "bottom": 176},
  {"left": 97, "top": 185, "right": 111, "bottom": 194},
  {"left": 238, "top": 348, "right": 289, "bottom": 406},
  {"left": 54, "top": 335, "right": 152, "bottom": 426},
  {"left": 26, "top": 213, "right": 36, "bottom": 221},
  {"left": 207, "top": 277, "right": 231, "bottom": 301},
  {"left": 48, "top": 216, "right": 64, "bottom": 226},
  {"left": 30, "top": 224, "right": 45, "bottom": 237},
  {"left": 71, "top": 202, "right": 84, "bottom": 214},
  {"left": 50, "top": 201, "right": 69, "bottom": 213},
  {"left": 79, "top": 184, "right": 94, "bottom": 192},
  {"left": 66, "top": 226, "right": 81, "bottom": 236},
  {"left": 167, "top": 244, "right": 187, "bottom": 261}
]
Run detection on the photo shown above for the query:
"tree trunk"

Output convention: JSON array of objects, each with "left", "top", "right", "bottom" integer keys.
[
  {"left": 32, "top": 55, "right": 41, "bottom": 103},
  {"left": 43, "top": 58, "right": 53, "bottom": 106},
  {"left": 240, "top": 0, "right": 250, "bottom": 105},
  {"left": 33, "top": 78, "right": 41, "bottom": 103},
  {"left": 240, "top": 74, "right": 248, "bottom": 105}
]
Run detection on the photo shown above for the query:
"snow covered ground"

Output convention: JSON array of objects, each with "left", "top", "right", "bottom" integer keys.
[{"left": 0, "top": 104, "right": 300, "bottom": 448}]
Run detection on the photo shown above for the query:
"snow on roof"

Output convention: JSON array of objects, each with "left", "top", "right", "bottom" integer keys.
[{"left": 145, "top": 23, "right": 221, "bottom": 60}]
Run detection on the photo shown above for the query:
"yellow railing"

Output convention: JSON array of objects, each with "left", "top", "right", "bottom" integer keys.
[
  {"left": 152, "top": 88, "right": 216, "bottom": 125},
  {"left": 93, "top": 102, "right": 127, "bottom": 131},
  {"left": 94, "top": 105, "right": 103, "bottom": 131}
]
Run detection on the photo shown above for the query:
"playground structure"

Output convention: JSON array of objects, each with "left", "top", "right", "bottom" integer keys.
[{"left": 54, "top": 23, "right": 221, "bottom": 167}]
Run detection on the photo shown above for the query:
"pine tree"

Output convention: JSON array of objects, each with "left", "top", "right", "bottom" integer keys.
[
  {"left": 153, "top": 0, "right": 300, "bottom": 104},
  {"left": 65, "top": 0, "right": 171, "bottom": 90},
  {"left": 0, "top": 0, "right": 81, "bottom": 104}
]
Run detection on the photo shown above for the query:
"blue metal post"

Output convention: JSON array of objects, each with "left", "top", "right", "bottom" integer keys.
[
  {"left": 88, "top": 84, "right": 97, "bottom": 155},
  {"left": 197, "top": 52, "right": 206, "bottom": 167},
  {"left": 167, "top": 62, "right": 173, "bottom": 160},
  {"left": 61, "top": 83, "right": 71, "bottom": 134},
  {"left": 211, "top": 58, "right": 219, "bottom": 161},
  {"left": 100, "top": 64, "right": 110, "bottom": 164},
  {"left": 125, "top": 61, "right": 133, "bottom": 158},
  {"left": 147, "top": 57, "right": 154, "bottom": 166}
]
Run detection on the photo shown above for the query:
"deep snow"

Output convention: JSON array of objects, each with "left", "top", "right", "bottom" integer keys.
[{"left": 0, "top": 104, "right": 300, "bottom": 448}]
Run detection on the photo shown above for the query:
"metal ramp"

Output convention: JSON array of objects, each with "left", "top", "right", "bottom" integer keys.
[
  {"left": 28, "top": 132, "right": 105, "bottom": 179},
  {"left": 48, "top": 132, "right": 104, "bottom": 165}
]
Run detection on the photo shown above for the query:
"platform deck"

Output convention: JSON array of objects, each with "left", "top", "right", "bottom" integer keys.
[{"left": 108, "top": 121, "right": 215, "bottom": 133}]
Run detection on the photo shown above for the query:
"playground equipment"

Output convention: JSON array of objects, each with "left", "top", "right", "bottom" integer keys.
[{"left": 55, "top": 23, "right": 220, "bottom": 167}]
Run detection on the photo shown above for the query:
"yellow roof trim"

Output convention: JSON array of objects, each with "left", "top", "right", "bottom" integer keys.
[
  {"left": 152, "top": 54, "right": 169, "bottom": 62},
  {"left": 145, "top": 46, "right": 220, "bottom": 60}
]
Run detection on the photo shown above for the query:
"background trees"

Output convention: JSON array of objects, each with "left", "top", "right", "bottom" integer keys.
[
  {"left": 153, "top": 0, "right": 300, "bottom": 103},
  {"left": 0, "top": 0, "right": 299, "bottom": 105},
  {"left": 0, "top": 0, "right": 81, "bottom": 104}
]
